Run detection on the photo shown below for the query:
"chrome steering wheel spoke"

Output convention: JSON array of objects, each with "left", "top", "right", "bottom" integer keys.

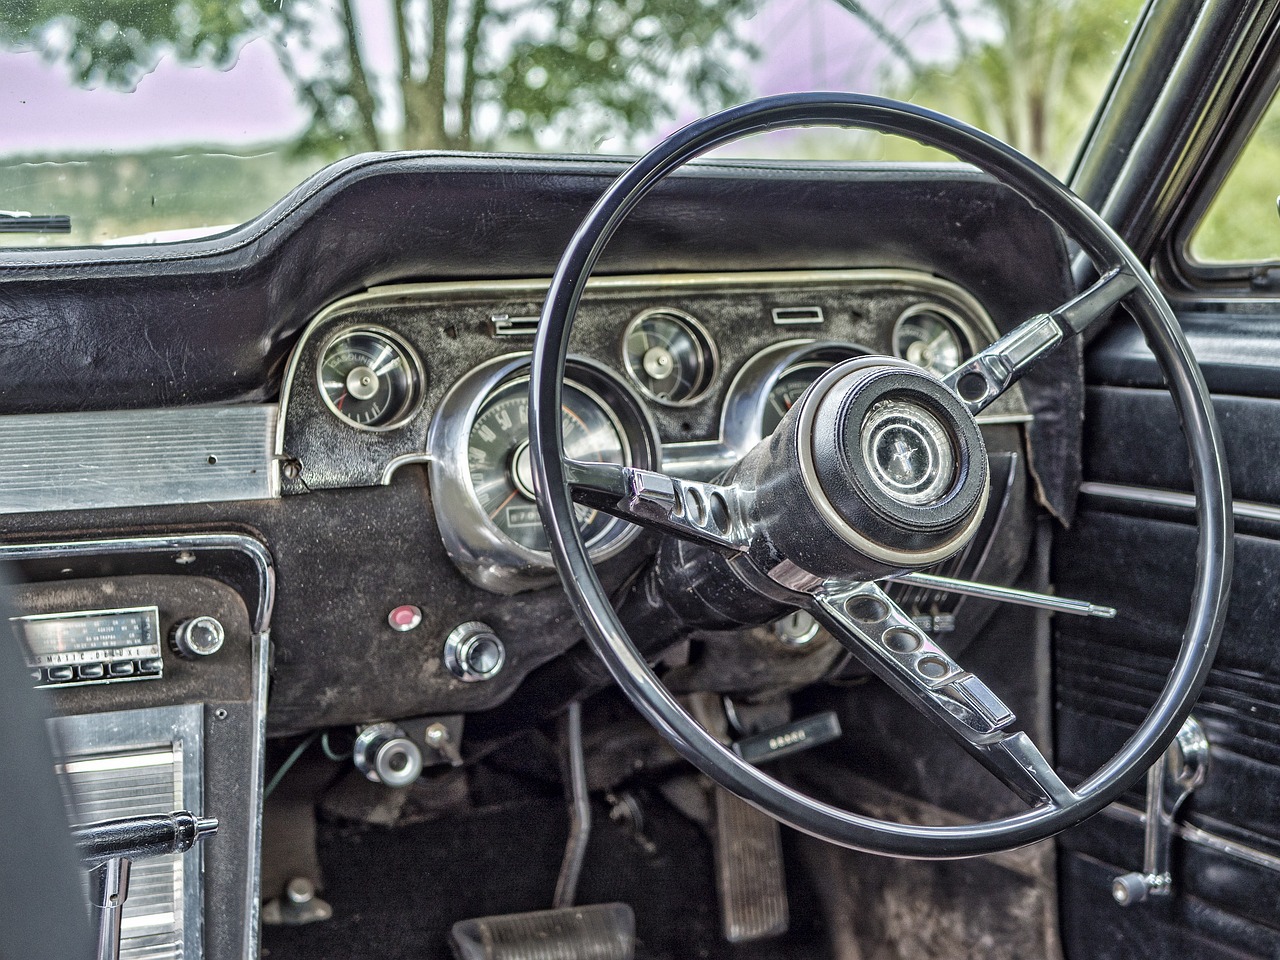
[
  {"left": 943, "top": 266, "right": 1138, "bottom": 415},
  {"left": 565, "top": 459, "right": 752, "bottom": 553},
  {"left": 809, "top": 580, "right": 1076, "bottom": 808}
]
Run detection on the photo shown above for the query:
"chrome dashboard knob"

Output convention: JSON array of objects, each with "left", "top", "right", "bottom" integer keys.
[
  {"left": 353, "top": 723, "right": 423, "bottom": 788},
  {"left": 443, "top": 621, "right": 506, "bottom": 682},
  {"left": 169, "top": 616, "right": 225, "bottom": 659}
]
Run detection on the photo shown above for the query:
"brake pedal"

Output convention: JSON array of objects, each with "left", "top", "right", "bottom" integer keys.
[
  {"left": 450, "top": 903, "right": 635, "bottom": 960},
  {"left": 712, "top": 787, "right": 789, "bottom": 942}
]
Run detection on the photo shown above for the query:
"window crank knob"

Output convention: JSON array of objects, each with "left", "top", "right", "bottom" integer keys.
[{"left": 1111, "top": 872, "right": 1152, "bottom": 906}]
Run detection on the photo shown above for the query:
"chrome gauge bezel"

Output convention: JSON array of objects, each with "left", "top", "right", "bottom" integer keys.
[
  {"left": 620, "top": 307, "right": 719, "bottom": 407},
  {"left": 428, "top": 354, "right": 659, "bottom": 594},
  {"left": 891, "top": 302, "right": 978, "bottom": 378},
  {"left": 315, "top": 324, "right": 426, "bottom": 432},
  {"left": 723, "top": 340, "right": 874, "bottom": 453}
]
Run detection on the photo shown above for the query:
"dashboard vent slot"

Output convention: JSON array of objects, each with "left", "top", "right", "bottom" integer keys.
[
  {"left": 489, "top": 314, "right": 540, "bottom": 337},
  {"left": 770, "top": 306, "right": 824, "bottom": 326}
]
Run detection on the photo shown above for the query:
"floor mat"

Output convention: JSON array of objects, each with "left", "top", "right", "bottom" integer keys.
[{"left": 261, "top": 788, "right": 829, "bottom": 960}]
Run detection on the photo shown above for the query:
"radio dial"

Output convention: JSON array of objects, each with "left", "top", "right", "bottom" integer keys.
[{"left": 170, "top": 616, "right": 226, "bottom": 659}]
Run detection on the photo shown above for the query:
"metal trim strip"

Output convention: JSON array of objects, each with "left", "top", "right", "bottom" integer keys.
[
  {"left": 0, "top": 405, "right": 279, "bottom": 515},
  {"left": 1099, "top": 801, "right": 1280, "bottom": 875},
  {"left": 1079, "top": 480, "right": 1280, "bottom": 524}
]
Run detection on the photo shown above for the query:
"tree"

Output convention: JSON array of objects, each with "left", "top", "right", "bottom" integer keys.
[
  {"left": 833, "top": 0, "right": 1142, "bottom": 172},
  {"left": 3, "top": 0, "right": 760, "bottom": 155}
]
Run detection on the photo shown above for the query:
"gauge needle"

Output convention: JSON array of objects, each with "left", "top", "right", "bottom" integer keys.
[
  {"left": 335, "top": 392, "right": 346, "bottom": 410},
  {"left": 488, "top": 489, "right": 519, "bottom": 520}
]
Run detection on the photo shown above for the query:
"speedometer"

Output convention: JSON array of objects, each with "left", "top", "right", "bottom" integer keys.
[
  {"left": 467, "top": 378, "right": 629, "bottom": 553},
  {"left": 431, "top": 355, "right": 656, "bottom": 593}
]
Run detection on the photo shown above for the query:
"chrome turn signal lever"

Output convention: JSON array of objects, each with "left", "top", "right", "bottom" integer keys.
[{"left": 1112, "top": 715, "right": 1210, "bottom": 906}]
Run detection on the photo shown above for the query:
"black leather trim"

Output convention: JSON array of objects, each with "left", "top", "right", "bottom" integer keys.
[{"left": 1088, "top": 307, "right": 1280, "bottom": 399}]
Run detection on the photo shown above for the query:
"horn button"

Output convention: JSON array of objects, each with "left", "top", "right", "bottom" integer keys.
[
  {"left": 739, "top": 357, "right": 990, "bottom": 581},
  {"left": 861, "top": 399, "right": 955, "bottom": 507}
]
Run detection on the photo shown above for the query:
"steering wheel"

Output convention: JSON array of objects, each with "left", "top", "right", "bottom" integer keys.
[{"left": 529, "top": 93, "right": 1232, "bottom": 857}]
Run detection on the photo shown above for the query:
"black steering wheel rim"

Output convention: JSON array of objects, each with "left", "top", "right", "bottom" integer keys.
[{"left": 530, "top": 92, "right": 1232, "bottom": 858}]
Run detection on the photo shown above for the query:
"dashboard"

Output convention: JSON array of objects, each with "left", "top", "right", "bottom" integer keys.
[
  {"left": 0, "top": 156, "right": 1079, "bottom": 960},
  {"left": 277, "top": 269, "right": 1030, "bottom": 596}
]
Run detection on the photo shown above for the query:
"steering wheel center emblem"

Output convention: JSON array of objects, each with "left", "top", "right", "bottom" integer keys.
[{"left": 860, "top": 399, "right": 956, "bottom": 506}]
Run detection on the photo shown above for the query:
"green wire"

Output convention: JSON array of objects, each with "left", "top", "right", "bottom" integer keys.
[
  {"left": 320, "top": 731, "right": 352, "bottom": 762},
  {"left": 264, "top": 732, "right": 318, "bottom": 798}
]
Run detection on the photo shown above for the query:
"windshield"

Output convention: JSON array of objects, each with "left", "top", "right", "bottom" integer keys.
[{"left": 0, "top": 0, "right": 1142, "bottom": 247}]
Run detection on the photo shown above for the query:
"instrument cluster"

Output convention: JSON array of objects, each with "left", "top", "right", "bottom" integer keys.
[{"left": 277, "top": 270, "right": 1026, "bottom": 595}]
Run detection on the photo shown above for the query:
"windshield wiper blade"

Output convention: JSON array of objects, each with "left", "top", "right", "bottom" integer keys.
[{"left": 0, "top": 210, "right": 71, "bottom": 233}]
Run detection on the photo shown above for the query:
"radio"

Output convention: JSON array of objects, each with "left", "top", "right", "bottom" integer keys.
[{"left": 11, "top": 606, "right": 164, "bottom": 687}]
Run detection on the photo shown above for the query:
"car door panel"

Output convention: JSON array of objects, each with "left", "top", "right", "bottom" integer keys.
[{"left": 1054, "top": 310, "right": 1280, "bottom": 958}]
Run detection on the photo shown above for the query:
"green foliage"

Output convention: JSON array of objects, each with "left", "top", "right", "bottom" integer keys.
[
  {"left": 493, "top": 0, "right": 756, "bottom": 152},
  {"left": 2, "top": 0, "right": 254, "bottom": 89},
  {"left": 834, "top": 0, "right": 1144, "bottom": 174},
  {"left": 1190, "top": 98, "right": 1280, "bottom": 263},
  {"left": 2, "top": 0, "right": 760, "bottom": 154}
]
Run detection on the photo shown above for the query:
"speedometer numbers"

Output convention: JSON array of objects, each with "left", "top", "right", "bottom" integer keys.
[
  {"left": 318, "top": 327, "right": 424, "bottom": 430},
  {"left": 622, "top": 309, "right": 717, "bottom": 405},
  {"left": 467, "top": 378, "right": 629, "bottom": 553}
]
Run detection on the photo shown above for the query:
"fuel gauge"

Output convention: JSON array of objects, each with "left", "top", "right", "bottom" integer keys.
[{"left": 317, "top": 326, "right": 424, "bottom": 431}]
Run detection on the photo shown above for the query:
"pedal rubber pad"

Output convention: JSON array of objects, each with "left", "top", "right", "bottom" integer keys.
[
  {"left": 450, "top": 902, "right": 635, "bottom": 960},
  {"left": 712, "top": 787, "right": 790, "bottom": 942}
]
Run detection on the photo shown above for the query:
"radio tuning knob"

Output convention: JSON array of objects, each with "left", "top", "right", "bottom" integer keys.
[{"left": 170, "top": 616, "right": 226, "bottom": 659}]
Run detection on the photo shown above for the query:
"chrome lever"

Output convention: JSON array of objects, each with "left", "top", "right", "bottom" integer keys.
[
  {"left": 1112, "top": 716, "right": 1210, "bottom": 906},
  {"left": 75, "top": 811, "right": 219, "bottom": 960},
  {"left": 885, "top": 571, "right": 1117, "bottom": 619}
]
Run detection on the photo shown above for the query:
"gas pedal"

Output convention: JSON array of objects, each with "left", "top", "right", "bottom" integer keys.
[
  {"left": 450, "top": 903, "right": 635, "bottom": 960},
  {"left": 712, "top": 786, "right": 789, "bottom": 943}
]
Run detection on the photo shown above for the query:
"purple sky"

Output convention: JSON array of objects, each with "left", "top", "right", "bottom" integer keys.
[
  {"left": 0, "top": 0, "right": 930, "bottom": 157},
  {"left": 3, "top": 38, "right": 307, "bottom": 154}
]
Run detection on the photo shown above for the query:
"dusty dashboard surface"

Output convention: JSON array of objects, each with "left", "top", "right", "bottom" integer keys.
[{"left": 268, "top": 268, "right": 1035, "bottom": 723}]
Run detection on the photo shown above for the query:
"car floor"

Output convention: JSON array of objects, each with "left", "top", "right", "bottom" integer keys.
[{"left": 260, "top": 781, "right": 831, "bottom": 960}]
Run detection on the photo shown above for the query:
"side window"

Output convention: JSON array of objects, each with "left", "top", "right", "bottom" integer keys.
[{"left": 1187, "top": 90, "right": 1280, "bottom": 264}]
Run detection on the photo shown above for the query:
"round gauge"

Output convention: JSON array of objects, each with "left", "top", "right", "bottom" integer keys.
[
  {"left": 622, "top": 309, "right": 716, "bottom": 405},
  {"left": 760, "top": 359, "right": 835, "bottom": 437},
  {"left": 467, "top": 378, "right": 630, "bottom": 554},
  {"left": 317, "top": 327, "right": 424, "bottom": 430},
  {"left": 893, "top": 306, "right": 970, "bottom": 378}
]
